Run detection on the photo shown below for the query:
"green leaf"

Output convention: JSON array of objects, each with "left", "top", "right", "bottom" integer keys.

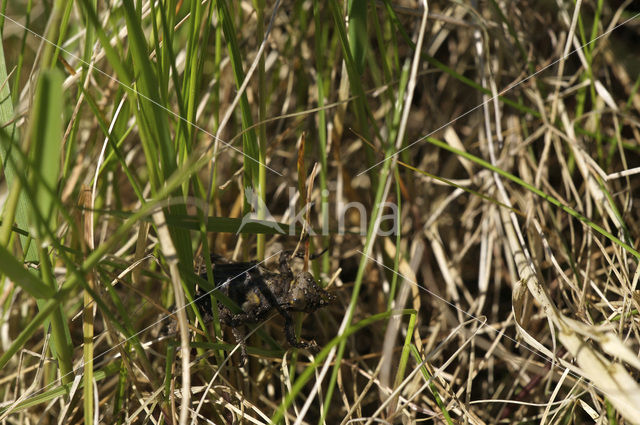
[
  {"left": 0, "top": 244, "right": 54, "bottom": 298},
  {"left": 29, "top": 69, "right": 63, "bottom": 240},
  {"left": 164, "top": 215, "right": 288, "bottom": 235},
  {"left": 0, "top": 36, "right": 36, "bottom": 260},
  {"left": 216, "top": 0, "right": 260, "bottom": 198},
  {"left": 348, "top": 0, "right": 368, "bottom": 74},
  {"left": 0, "top": 361, "right": 120, "bottom": 415}
]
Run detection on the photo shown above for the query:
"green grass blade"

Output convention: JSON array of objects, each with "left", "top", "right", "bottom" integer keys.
[
  {"left": 348, "top": 0, "right": 368, "bottom": 74},
  {"left": 329, "top": 0, "right": 378, "bottom": 168},
  {"left": 120, "top": 0, "right": 196, "bottom": 287},
  {"left": 393, "top": 308, "right": 417, "bottom": 389},
  {"left": 422, "top": 136, "right": 640, "bottom": 259},
  {"left": 216, "top": 0, "right": 260, "bottom": 184},
  {"left": 313, "top": 0, "right": 331, "bottom": 274},
  {"left": 0, "top": 361, "right": 120, "bottom": 416},
  {"left": 121, "top": 0, "right": 176, "bottom": 182},
  {"left": 28, "top": 68, "right": 74, "bottom": 385},
  {"left": 0, "top": 37, "right": 36, "bottom": 259},
  {"left": 0, "top": 244, "right": 53, "bottom": 298},
  {"left": 29, "top": 69, "right": 63, "bottom": 240},
  {"left": 254, "top": 0, "right": 267, "bottom": 260},
  {"left": 410, "top": 345, "right": 454, "bottom": 425}
]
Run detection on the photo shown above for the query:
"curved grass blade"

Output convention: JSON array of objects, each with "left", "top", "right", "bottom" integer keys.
[
  {"left": 423, "top": 136, "right": 640, "bottom": 259},
  {"left": 0, "top": 244, "right": 53, "bottom": 298}
]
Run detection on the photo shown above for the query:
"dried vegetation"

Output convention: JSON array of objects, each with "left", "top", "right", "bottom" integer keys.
[{"left": 1, "top": 0, "right": 640, "bottom": 424}]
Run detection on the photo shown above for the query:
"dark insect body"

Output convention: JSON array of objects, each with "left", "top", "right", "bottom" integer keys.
[{"left": 196, "top": 250, "right": 335, "bottom": 364}]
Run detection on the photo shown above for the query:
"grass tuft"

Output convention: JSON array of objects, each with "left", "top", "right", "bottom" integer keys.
[{"left": 1, "top": 1, "right": 640, "bottom": 423}]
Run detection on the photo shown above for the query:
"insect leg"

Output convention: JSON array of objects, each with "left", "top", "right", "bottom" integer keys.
[
  {"left": 230, "top": 327, "right": 248, "bottom": 366},
  {"left": 228, "top": 313, "right": 254, "bottom": 366},
  {"left": 279, "top": 248, "right": 328, "bottom": 275},
  {"left": 308, "top": 247, "right": 328, "bottom": 260},
  {"left": 282, "top": 310, "right": 319, "bottom": 354}
]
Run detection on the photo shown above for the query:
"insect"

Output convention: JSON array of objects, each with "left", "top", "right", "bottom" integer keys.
[{"left": 195, "top": 249, "right": 335, "bottom": 364}]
